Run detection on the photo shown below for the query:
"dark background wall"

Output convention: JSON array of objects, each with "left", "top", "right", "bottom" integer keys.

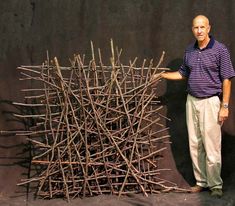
[{"left": 1, "top": 0, "right": 235, "bottom": 197}]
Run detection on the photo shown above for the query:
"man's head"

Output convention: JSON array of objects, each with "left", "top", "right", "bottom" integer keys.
[{"left": 192, "top": 15, "right": 211, "bottom": 45}]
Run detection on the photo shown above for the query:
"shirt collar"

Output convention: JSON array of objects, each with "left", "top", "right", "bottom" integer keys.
[{"left": 194, "top": 36, "right": 215, "bottom": 50}]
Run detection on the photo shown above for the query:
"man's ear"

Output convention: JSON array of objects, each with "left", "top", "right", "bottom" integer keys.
[{"left": 207, "top": 25, "right": 211, "bottom": 33}]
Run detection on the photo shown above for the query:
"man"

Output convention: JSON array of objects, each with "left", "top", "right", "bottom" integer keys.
[{"left": 155, "top": 15, "right": 235, "bottom": 198}]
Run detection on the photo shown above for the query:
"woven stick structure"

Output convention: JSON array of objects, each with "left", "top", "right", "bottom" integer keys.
[{"left": 13, "top": 41, "right": 184, "bottom": 201}]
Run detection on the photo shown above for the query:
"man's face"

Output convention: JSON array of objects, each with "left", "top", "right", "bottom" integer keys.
[{"left": 192, "top": 17, "right": 211, "bottom": 43}]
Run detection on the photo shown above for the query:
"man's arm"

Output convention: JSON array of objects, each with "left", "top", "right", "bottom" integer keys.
[
  {"left": 160, "top": 70, "right": 186, "bottom": 80},
  {"left": 152, "top": 69, "right": 186, "bottom": 82},
  {"left": 219, "top": 78, "right": 232, "bottom": 123}
]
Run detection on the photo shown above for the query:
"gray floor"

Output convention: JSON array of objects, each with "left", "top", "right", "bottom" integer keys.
[{"left": 0, "top": 189, "right": 234, "bottom": 206}]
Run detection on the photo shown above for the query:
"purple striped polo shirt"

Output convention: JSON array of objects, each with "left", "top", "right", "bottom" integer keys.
[{"left": 178, "top": 36, "right": 235, "bottom": 98}]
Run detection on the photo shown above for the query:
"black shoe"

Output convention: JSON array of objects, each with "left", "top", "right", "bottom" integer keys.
[{"left": 210, "top": 188, "right": 223, "bottom": 198}]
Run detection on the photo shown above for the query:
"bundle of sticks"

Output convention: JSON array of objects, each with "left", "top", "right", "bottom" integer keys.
[{"left": 14, "top": 41, "right": 182, "bottom": 201}]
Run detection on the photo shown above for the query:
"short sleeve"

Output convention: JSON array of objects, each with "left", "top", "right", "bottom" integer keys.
[
  {"left": 219, "top": 46, "right": 235, "bottom": 80},
  {"left": 178, "top": 52, "right": 190, "bottom": 78}
]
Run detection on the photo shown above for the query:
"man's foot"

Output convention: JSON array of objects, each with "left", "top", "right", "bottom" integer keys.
[
  {"left": 210, "top": 188, "right": 223, "bottom": 198},
  {"left": 190, "top": 185, "right": 206, "bottom": 193}
]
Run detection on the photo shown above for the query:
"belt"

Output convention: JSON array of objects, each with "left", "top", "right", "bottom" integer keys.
[{"left": 189, "top": 93, "right": 221, "bottom": 100}]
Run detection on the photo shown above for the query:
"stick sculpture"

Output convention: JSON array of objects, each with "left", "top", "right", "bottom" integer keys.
[{"left": 12, "top": 41, "right": 185, "bottom": 201}]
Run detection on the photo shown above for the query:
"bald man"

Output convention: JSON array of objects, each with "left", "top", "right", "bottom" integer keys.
[{"left": 154, "top": 15, "right": 235, "bottom": 198}]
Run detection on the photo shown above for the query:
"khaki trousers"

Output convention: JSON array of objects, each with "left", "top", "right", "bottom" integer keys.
[{"left": 186, "top": 94, "right": 223, "bottom": 189}]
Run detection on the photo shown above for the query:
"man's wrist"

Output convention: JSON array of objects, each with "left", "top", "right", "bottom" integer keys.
[{"left": 221, "top": 102, "right": 229, "bottom": 109}]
